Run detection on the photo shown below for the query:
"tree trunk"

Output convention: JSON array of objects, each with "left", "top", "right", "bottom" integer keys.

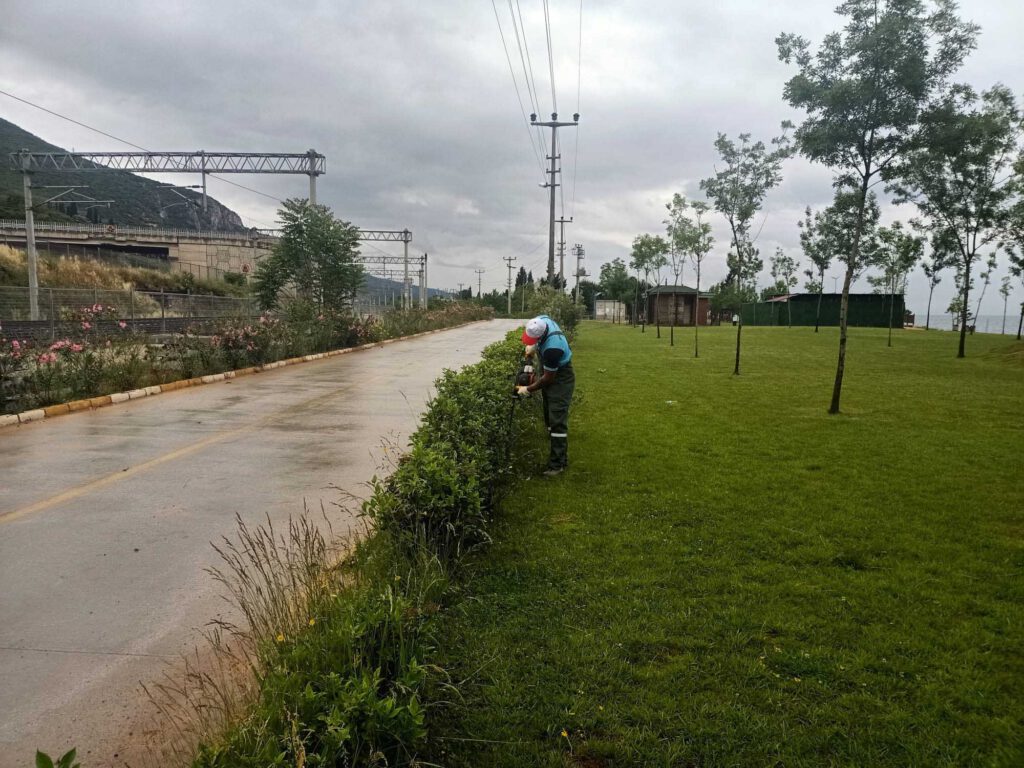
[
  {"left": 887, "top": 280, "right": 894, "bottom": 348},
  {"left": 1001, "top": 296, "right": 1007, "bottom": 335},
  {"left": 815, "top": 270, "right": 824, "bottom": 333},
  {"left": 694, "top": 265, "right": 701, "bottom": 358},
  {"left": 829, "top": 176, "right": 870, "bottom": 415},
  {"left": 671, "top": 287, "right": 678, "bottom": 347},
  {"left": 925, "top": 284, "right": 934, "bottom": 331},
  {"left": 788, "top": 295, "right": 793, "bottom": 328},
  {"left": 958, "top": 259, "right": 971, "bottom": 358},
  {"left": 1017, "top": 302, "right": 1023, "bottom": 340}
]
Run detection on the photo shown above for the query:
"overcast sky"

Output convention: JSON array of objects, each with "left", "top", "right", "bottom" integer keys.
[{"left": 2, "top": 0, "right": 1022, "bottom": 321}]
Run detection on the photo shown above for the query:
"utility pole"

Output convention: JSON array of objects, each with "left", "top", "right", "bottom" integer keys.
[
  {"left": 422, "top": 253, "right": 428, "bottom": 308},
  {"left": 402, "top": 230, "right": 412, "bottom": 309},
  {"left": 556, "top": 216, "right": 573, "bottom": 288},
  {"left": 20, "top": 152, "right": 39, "bottom": 320},
  {"left": 475, "top": 269, "right": 485, "bottom": 298},
  {"left": 531, "top": 112, "right": 579, "bottom": 284},
  {"left": 503, "top": 255, "right": 517, "bottom": 315},
  {"left": 572, "top": 243, "right": 585, "bottom": 305}
]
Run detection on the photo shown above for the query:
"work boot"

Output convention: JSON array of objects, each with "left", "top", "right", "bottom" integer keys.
[{"left": 542, "top": 466, "right": 564, "bottom": 477}]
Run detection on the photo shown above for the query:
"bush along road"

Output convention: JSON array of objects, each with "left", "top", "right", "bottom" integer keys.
[{"left": 167, "top": 328, "right": 540, "bottom": 766}]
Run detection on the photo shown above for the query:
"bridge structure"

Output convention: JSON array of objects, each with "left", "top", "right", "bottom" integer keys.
[{"left": 0, "top": 219, "right": 428, "bottom": 308}]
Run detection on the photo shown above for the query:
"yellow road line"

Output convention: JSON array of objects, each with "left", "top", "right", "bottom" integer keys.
[
  {"left": 0, "top": 425, "right": 248, "bottom": 525},
  {"left": 0, "top": 383, "right": 359, "bottom": 526}
]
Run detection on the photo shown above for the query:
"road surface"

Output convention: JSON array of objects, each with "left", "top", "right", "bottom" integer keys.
[{"left": 0, "top": 319, "right": 520, "bottom": 766}]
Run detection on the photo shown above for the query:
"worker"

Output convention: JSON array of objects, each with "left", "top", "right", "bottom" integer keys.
[{"left": 515, "top": 314, "right": 575, "bottom": 476}]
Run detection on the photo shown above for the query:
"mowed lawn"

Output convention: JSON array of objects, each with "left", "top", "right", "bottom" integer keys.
[{"left": 428, "top": 322, "right": 1023, "bottom": 767}]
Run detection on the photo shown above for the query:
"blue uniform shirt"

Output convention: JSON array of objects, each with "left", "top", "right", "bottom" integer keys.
[{"left": 536, "top": 315, "right": 572, "bottom": 371}]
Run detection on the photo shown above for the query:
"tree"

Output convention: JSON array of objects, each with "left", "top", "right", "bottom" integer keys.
[
  {"left": 769, "top": 248, "right": 800, "bottom": 326},
  {"left": 869, "top": 221, "right": 923, "bottom": 346},
  {"left": 701, "top": 128, "right": 790, "bottom": 373},
  {"left": 630, "top": 234, "right": 668, "bottom": 330},
  {"left": 947, "top": 292, "right": 968, "bottom": 331},
  {"left": 254, "top": 198, "right": 364, "bottom": 310},
  {"left": 798, "top": 207, "right": 827, "bottom": 331},
  {"left": 1009, "top": 251, "right": 1024, "bottom": 340},
  {"left": 891, "top": 85, "right": 1021, "bottom": 357},
  {"left": 778, "top": 0, "right": 978, "bottom": 411},
  {"left": 515, "top": 266, "right": 528, "bottom": 287},
  {"left": 599, "top": 258, "right": 636, "bottom": 322},
  {"left": 664, "top": 196, "right": 715, "bottom": 354},
  {"left": 999, "top": 275, "right": 1012, "bottom": 334},
  {"left": 971, "top": 254, "right": 997, "bottom": 329},
  {"left": 921, "top": 228, "right": 956, "bottom": 331}
]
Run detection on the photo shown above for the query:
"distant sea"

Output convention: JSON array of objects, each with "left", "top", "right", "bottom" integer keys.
[{"left": 914, "top": 312, "right": 1021, "bottom": 334}]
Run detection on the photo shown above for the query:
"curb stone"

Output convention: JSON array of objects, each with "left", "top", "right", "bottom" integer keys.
[{"left": 1, "top": 319, "right": 494, "bottom": 430}]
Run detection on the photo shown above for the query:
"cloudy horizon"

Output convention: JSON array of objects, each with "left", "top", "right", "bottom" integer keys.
[{"left": 2, "top": 0, "right": 1022, "bottom": 320}]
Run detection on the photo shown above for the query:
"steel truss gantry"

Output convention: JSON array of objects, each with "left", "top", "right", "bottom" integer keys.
[{"left": 10, "top": 148, "right": 326, "bottom": 320}]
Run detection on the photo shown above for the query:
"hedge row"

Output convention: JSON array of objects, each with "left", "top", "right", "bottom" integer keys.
[{"left": 191, "top": 331, "right": 533, "bottom": 766}]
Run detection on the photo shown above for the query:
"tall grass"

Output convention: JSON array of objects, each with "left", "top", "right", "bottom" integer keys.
[{"left": 0, "top": 245, "right": 247, "bottom": 296}]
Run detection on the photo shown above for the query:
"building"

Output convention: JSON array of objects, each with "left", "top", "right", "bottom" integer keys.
[
  {"left": 594, "top": 299, "right": 628, "bottom": 322},
  {"left": 645, "top": 285, "right": 712, "bottom": 326},
  {"left": 740, "top": 293, "right": 905, "bottom": 328}
]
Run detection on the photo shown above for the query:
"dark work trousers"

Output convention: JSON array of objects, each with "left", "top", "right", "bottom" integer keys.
[{"left": 542, "top": 363, "right": 575, "bottom": 470}]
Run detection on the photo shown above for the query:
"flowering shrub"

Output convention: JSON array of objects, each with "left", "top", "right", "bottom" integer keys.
[
  {"left": 59, "top": 303, "right": 123, "bottom": 333},
  {"left": 2, "top": 302, "right": 495, "bottom": 413},
  {"left": 0, "top": 329, "right": 32, "bottom": 411}
]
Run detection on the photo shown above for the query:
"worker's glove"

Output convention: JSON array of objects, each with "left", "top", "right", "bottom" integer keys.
[
  {"left": 515, "top": 385, "right": 531, "bottom": 398},
  {"left": 524, "top": 344, "right": 537, "bottom": 357}
]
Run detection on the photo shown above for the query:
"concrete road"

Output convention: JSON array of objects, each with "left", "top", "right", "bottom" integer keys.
[{"left": 0, "top": 319, "right": 520, "bottom": 766}]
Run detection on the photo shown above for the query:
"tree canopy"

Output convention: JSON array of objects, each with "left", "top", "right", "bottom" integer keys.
[{"left": 254, "top": 198, "right": 364, "bottom": 311}]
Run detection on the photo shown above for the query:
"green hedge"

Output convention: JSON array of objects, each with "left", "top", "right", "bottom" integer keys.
[{"left": 192, "top": 330, "right": 532, "bottom": 766}]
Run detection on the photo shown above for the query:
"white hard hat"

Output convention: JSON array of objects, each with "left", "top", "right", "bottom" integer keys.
[{"left": 522, "top": 317, "right": 547, "bottom": 344}]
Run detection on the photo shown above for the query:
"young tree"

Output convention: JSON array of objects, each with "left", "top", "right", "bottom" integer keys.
[
  {"left": 999, "top": 275, "right": 1012, "bottom": 334},
  {"left": 920, "top": 228, "right": 956, "bottom": 330},
  {"left": 630, "top": 234, "right": 669, "bottom": 331},
  {"left": 777, "top": 0, "right": 978, "bottom": 411},
  {"left": 666, "top": 195, "right": 715, "bottom": 355},
  {"left": 1009, "top": 251, "right": 1024, "bottom": 340},
  {"left": 254, "top": 198, "right": 364, "bottom": 310},
  {"left": 797, "top": 206, "right": 830, "bottom": 332},
  {"left": 891, "top": 85, "right": 1021, "bottom": 356},
  {"left": 701, "top": 129, "right": 790, "bottom": 374},
  {"left": 971, "top": 254, "right": 998, "bottom": 329},
  {"left": 870, "top": 221, "right": 924, "bottom": 346},
  {"left": 947, "top": 292, "right": 968, "bottom": 332},
  {"left": 769, "top": 247, "right": 800, "bottom": 326}
]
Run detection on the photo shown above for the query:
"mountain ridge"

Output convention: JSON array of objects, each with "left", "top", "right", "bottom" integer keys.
[{"left": 0, "top": 117, "right": 247, "bottom": 231}]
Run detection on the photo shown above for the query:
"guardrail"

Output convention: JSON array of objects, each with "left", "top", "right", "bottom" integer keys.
[{"left": 0, "top": 218, "right": 272, "bottom": 242}]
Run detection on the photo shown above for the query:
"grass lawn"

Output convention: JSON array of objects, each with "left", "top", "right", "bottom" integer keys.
[{"left": 427, "top": 322, "right": 1023, "bottom": 767}]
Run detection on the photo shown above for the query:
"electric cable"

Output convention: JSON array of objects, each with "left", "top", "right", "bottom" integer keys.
[
  {"left": 542, "top": 0, "right": 558, "bottom": 113},
  {"left": 492, "top": 0, "right": 547, "bottom": 181},
  {"left": 0, "top": 87, "right": 284, "bottom": 204}
]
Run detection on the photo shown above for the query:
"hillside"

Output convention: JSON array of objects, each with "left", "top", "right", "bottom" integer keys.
[{"left": 0, "top": 118, "right": 245, "bottom": 230}]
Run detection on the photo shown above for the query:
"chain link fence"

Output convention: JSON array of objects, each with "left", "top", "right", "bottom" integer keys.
[{"left": 0, "top": 286, "right": 258, "bottom": 340}]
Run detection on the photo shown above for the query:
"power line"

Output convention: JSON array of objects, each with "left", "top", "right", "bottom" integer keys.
[
  {"left": 511, "top": 0, "right": 548, "bottom": 160},
  {"left": 576, "top": 0, "right": 584, "bottom": 112},
  {"left": 0, "top": 87, "right": 284, "bottom": 204},
  {"left": 542, "top": 0, "right": 558, "bottom": 113},
  {"left": 491, "top": 0, "right": 546, "bottom": 179},
  {"left": 570, "top": 0, "right": 583, "bottom": 218},
  {"left": 0, "top": 88, "right": 149, "bottom": 150},
  {"left": 509, "top": 0, "right": 540, "bottom": 115}
]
